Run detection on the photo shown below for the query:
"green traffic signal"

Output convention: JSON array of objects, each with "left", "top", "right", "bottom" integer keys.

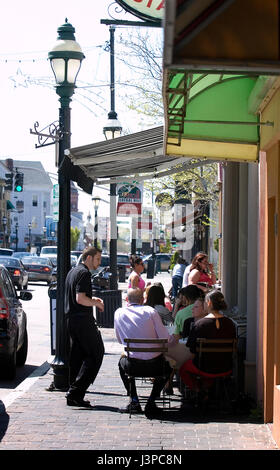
[{"left": 14, "top": 172, "right": 24, "bottom": 192}]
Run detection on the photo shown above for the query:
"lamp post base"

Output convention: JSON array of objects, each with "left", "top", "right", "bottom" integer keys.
[{"left": 48, "top": 360, "right": 69, "bottom": 392}]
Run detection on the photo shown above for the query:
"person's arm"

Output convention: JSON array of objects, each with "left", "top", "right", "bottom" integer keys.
[
  {"left": 172, "top": 297, "right": 184, "bottom": 319},
  {"left": 129, "top": 272, "right": 139, "bottom": 288},
  {"left": 76, "top": 292, "right": 104, "bottom": 311},
  {"left": 188, "top": 269, "right": 201, "bottom": 285},
  {"left": 207, "top": 263, "right": 217, "bottom": 284}
]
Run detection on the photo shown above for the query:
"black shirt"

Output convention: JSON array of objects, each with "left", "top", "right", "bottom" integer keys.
[
  {"left": 64, "top": 263, "right": 93, "bottom": 316},
  {"left": 186, "top": 316, "right": 236, "bottom": 374}
]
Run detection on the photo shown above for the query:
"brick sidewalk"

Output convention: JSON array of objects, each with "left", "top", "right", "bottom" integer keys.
[{"left": 0, "top": 328, "right": 278, "bottom": 451}]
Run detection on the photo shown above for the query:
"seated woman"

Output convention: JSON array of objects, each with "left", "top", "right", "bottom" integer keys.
[
  {"left": 188, "top": 252, "right": 216, "bottom": 293},
  {"left": 128, "top": 255, "right": 145, "bottom": 292},
  {"left": 145, "top": 284, "right": 173, "bottom": 326},
  {"left": 181, "top": 297, "right": 206, "bottom": 339},
  {"left": 179, "top": 290, "right": 236, "bottom": 391}
]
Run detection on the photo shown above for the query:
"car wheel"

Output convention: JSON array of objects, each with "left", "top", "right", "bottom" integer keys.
[{"left": 16, "top": 330, "right": 28, "bottom": 366}]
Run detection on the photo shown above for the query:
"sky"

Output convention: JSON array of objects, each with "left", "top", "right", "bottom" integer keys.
[{"left": 0, "top": 0, "right": 159, "bottom": 220}]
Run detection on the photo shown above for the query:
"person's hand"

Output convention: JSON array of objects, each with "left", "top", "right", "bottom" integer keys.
[
  {"left": 93, "top": 298, "right": 104, "bottom": 312},
  {"left": 208, "top": 263, "right": 214, "bottom": 272}
]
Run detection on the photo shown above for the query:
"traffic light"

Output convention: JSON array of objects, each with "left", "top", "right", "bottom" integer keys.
[
  {"left": 5, "top": 173, "right": 13, "bottom": 191},
  {"left": 14, "top": 172, "right": 24, "bottom": 192}
]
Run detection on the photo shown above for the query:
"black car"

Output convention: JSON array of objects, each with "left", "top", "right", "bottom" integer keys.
[
  {"left": 0, "top": 265, "right": 32, "bottom": 379},
  {"left": 0, "top": 256, "right": 29, "bottom": 290}
]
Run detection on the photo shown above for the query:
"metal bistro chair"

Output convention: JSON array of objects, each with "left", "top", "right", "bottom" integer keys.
[
  {"left": 123, "top": 338, "right": 171, "bottom": 417},
  {"left": 194, "top": 338, "right": 237, "bottom": 412}
]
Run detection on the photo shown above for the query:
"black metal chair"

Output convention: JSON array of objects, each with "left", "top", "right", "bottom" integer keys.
[
  {"left": 123, "top": 338, "right": 171, "bottom": 417},
  {"left": 183, "top": 338, "right": 237, "bottom": 412}
]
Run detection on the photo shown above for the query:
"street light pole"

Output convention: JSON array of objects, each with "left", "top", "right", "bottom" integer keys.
[
  {"left": 28, "top": 222, "right": 32, "bottom": 252},
  {"left": 92, "top": 196, "right": 101, "bottom": 249},
  {"left": 103, "top": 26, "right": 122, "bottom": 291},
  {"left": 48, "top": 19, "right": 85, "bottom": 391}
]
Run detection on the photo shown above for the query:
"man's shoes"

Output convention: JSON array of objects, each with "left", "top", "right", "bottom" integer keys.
[
  {"left": 66, "top": 397, "right": 94, "bottom": 408},
  {"left": 119, "top": 400, "right": 142, "bottom": 414},
  {"left": 144, "top": 401, "right": 163, "bottom": 419}
]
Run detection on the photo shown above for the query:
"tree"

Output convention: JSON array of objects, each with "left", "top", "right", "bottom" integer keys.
[
  {"left": 71, "top": 227, "right": 81, "bottom": 251},
  {"left": 115, "top": 29, "right": 219, "bottom": 208}
]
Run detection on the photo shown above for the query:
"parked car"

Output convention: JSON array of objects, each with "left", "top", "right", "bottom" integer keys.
[
  {"left": 0, "top": 265, "right": 32, "bottom": 379},
  {"left": 0, "top": 248, "right": 14, "bottom": 256},
  {"left": 143, "top": 253, "right": 171, "bottom": 272},
  {"left": 0, "top": 256, "right": 29, "bottom": 290},
  {"left": 117, "top": 253, "right": 131, "bottom": 279},
  {"left": 21, "top": 256, "right": 54, "bottom": 285}
]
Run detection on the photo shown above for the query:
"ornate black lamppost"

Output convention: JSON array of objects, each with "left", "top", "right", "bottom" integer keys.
[{"left": 48, "top": 19, "right": 85, "bottom": 390}]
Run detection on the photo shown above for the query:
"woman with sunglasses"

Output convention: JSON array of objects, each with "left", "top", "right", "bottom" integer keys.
[
  {"left": 128, "top": 254, "right": 146, "bottom": 292},
  {"left": 188, "top": 252, "right": 216, "bottom": 292}
]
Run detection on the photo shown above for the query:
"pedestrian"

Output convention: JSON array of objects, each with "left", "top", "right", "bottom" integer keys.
[
  {"left": 171, "top": 256, "right": 186, "bottom": 299},
  {"left": 128, "top": 254, "right": 145, "bottom": 292},
  {"left": 65, "top": 246, "right": 105, "bottom": 408}
]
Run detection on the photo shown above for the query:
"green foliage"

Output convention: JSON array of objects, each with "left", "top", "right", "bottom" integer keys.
[
  {"left": 71, "top": 227, "right": 81, "bottom": 251},
  {"left": 169, "top": 251, "right": 180, "bottom": 272}
]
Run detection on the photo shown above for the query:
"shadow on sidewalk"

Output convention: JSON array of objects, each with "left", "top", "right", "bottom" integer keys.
[{"left": 0, "top": 401, "right": 9, "bottom": 442}]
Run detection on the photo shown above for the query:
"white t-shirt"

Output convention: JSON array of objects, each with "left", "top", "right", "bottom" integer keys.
[{"left": 182, "top": 264, "right": 191, "bottom": 287}]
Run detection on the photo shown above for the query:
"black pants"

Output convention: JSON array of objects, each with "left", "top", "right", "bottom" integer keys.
[
  {"left": 67, "top": 314, "right": 104, "bottom": 400},
  {"left": 118, "top": 354, "right": 172, "bottom": 402}
]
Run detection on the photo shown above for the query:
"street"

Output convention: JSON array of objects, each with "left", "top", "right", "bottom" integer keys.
[
  {"left": 0, "top": 271, "right": 172, "bottom": 404},
  {"left": 0, "top": 283, "right": 52, "bottom": 403}
]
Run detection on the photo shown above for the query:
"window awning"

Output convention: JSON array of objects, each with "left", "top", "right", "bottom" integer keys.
[
  {"left": 163, "top": 71, "right": 261, "bottom": 162},
  {"left": 6, "top": 200, "right": 15, "bottom": 210},
  {"left": 66, "top": 126, "right": 217, "bottom": 186},
  {"left": 162, "top": 0, "right": 280, "bottom": 163}
]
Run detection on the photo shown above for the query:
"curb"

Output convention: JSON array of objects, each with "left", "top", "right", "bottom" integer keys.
[{"left": 2, "top": 359, "right": 51, "bottom": 410}]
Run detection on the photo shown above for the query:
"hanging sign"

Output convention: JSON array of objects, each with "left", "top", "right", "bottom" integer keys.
[
  {"left": 117, "top": 183, "right": 143, "bottom": 216},
  {"left": 115, "top": 0, "right": 164, "bottom": 23}
]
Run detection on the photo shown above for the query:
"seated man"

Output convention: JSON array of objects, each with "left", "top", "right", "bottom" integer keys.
[
  {"left": 114, "top": 288, "right": 174, "bottom": 418},
  {"left": 173, "top": 285, "right": 202, "bottom": 341}
]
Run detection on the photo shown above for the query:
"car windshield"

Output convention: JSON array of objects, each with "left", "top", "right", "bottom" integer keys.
[
  {"left": 41, "top": 247, "right": 57, "bottom": 254},
  {"left": 117, "top": 255, "right": 129, "bottom": 264},
  {"left": 0, "top": 256, "right": 20, "bottom": 266},
  {"left": 13, "top": 252, "right": 33, "bottom": 258},
  {"left": 22, "top": 257, "right": 50, "bottom": 265}
]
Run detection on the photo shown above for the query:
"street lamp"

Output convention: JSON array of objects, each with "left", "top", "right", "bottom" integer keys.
[
  {"left": 48, "top": 19, "right": 85, "bottom": 391},
  {"left": 28, "top": 222, "right": 32, "bottom": 252},
  {"left": 92, "top": 196, "right": 101, "bottom": 248},
  {"left": 103, "top": 26, "right": 122, "bottom": 291},
  {"left": 42, "top": 226, "right": 47, "bottom": 246},
  {"left": 15, "top": 223, "right": 19, "bottom": 252},
  {"left": 2, "top": 217, "right": 7, "bottom": 248}
]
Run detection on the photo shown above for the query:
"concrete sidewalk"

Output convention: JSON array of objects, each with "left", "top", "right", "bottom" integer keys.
[{"left": 0, "top": 326, "right": 278, "bottom": 452}]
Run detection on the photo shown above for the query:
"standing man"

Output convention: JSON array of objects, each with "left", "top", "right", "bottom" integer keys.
[{"left": 65, "top": 247, "right": 105, "bottom": 408}]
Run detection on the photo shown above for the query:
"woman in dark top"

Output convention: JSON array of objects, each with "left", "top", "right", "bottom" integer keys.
[{"left": 179, "top": 290, "right": 236, "bottom": 390}]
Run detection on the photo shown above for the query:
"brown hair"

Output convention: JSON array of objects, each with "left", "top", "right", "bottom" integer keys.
[
  {"left": 205, "top": 290, "right": 227, "bottom": 311},
  {"left": 81, "top": 246, "right": 102, "bottom": 262},
  {"left": 130, "top": 254, "right": 143, "bottom": 268},
  {"left": 190, "top": 252, "right": 208, "bottom": 272}
]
